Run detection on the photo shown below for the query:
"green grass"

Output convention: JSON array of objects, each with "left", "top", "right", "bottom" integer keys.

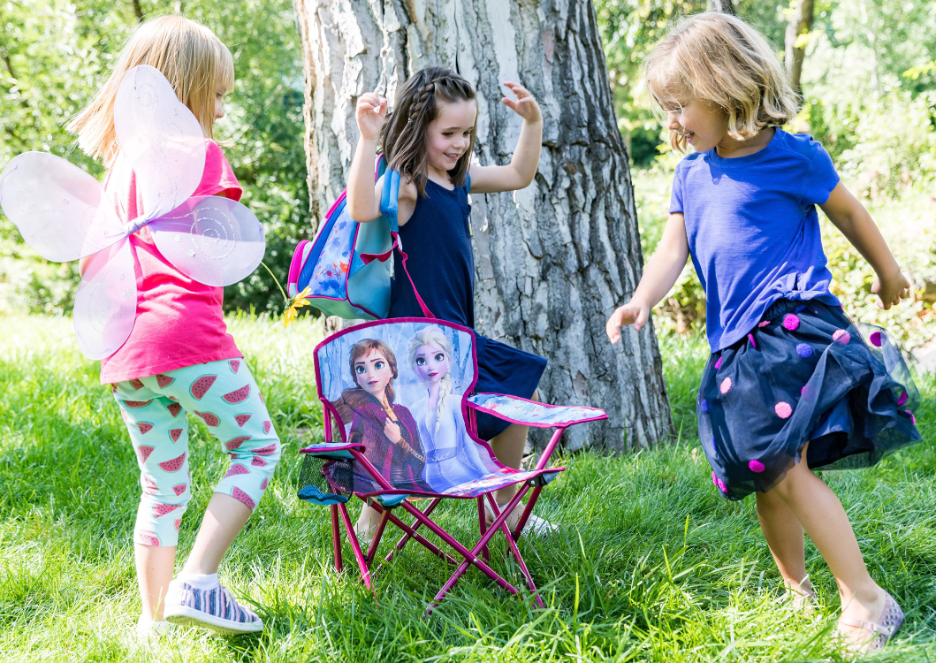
[{"left": 0, "top": 314, "right": 933, "bottom": 662}]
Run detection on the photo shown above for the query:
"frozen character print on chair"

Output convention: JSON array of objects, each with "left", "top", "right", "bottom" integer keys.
[
  {"left": 330, "top": 338, "right": 430, "bottom": 492},
  {"left": 407, "top": 325, "right": 492, "bottom": 490}
]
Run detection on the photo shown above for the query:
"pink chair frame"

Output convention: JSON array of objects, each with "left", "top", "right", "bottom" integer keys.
[{"left": 300, "top": 319, "right": 608, "bottom": 614}]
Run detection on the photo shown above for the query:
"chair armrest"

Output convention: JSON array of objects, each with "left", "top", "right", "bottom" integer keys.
[
  {"left": 467, "top": 393, "right": 608, "bottom": 429},
  {"left": 299, "top": 441, "right": 365, "bottom": 459}
]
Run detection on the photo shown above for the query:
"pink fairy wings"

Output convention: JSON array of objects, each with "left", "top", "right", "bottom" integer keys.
[{"left": 0, "top": 65, "right": 265, "bottom": 359}]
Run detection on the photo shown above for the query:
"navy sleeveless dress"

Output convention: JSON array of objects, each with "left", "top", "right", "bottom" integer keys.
[{"left": 389, "top": 178, "right": 547, "bottom": 441}]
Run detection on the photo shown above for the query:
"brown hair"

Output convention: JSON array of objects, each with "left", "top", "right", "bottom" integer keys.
[
  {"left": 379, "top": 66, "right": 477, "bottom": 197},
  {"left": 67, "top": 15, "right": 234, "bottom": 167},
  {"left": 645, "top": 12, "right": 799, "bottom": 153},
  {"left": 349, "top": 339, "right": 399, "bottom": 402}
]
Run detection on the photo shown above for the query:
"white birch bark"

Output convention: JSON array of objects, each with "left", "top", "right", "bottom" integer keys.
[{"left": 294, "top": 0, "right": 675, "bottom": 451}]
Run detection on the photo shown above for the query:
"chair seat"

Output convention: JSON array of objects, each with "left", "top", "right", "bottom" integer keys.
[
  {"left": 350, "top": 465, "right": 563, "bottom": 500},
  {"left": 468, "top": 393, "right": 608, "bottom": 428}
]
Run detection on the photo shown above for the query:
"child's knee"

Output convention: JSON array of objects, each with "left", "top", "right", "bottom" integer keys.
[
  {"left": 134, "top": 481, "right": 191, "bottom": 547},
  {"left": 218, "top": 435, "right": 281, "bottom": 510}
]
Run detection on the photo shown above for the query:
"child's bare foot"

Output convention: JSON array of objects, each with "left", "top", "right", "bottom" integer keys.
[{"left": 836, "top": 585, "right": 899, "bottom": 652}]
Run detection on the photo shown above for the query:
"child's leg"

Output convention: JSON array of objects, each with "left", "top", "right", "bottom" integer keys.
[
  {"left": 181, "top": 494, "right": 251, "bottom": 575},
  {"left": 767, "top": 448, "right": 887, "bottom": 635},
  {"left": 755, "top": 490, "right": 813, "bottom": 595},
  {"left": 114, "top": 383, "right": 193, "bottom": 622},
  {"left": 490, "top": 421, "right": 528, "bottom": 506},
  {"left": 489, "top": 389, "right": 554, "bottom": 530},
  {"left": 173, "top": 360, "right": 280, "bottom": 575},
  {"left": 135, "top": 544, "right": 177, "bottom": 621}
]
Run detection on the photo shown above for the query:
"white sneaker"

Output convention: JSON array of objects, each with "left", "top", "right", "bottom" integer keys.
[
  {"left": 164, "top": 579, "right": 264, "bottom": 635},
  {"left": 484, "top": 501, "right": 558, "bottom": 536},
  {"left": 135, "top": 616, "right": 173, "bottom": 642}
]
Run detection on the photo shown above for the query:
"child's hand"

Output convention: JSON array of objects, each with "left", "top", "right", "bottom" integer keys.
[
  {"left": 606, "top": 300, "right": 650, "bottom": 344},
  {"left": 502, "top": 82, "right": 542, "bottom": 124},
  {"left": 383, "top": 417, "right": 403, "bottom": 444},
  {"left": 872, "top": 270, "right": 911, "bottom": 310},
  {"left": 356, "top": 92, "right": 387, "bottom": 141}
]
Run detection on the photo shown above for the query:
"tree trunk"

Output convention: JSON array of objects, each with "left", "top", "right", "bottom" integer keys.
[
  {"left": 784, "top": 0, "right": 814, "bottom": 96},
  {"left": 708, "top": 0, "right": 736, "bottom": 15},
  {"left": 293, "top": 0, "right": 674, "bottom": 452}
]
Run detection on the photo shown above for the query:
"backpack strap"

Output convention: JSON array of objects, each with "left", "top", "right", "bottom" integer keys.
[{"left": 375, "top": 163, "right": 435, "bottom": 319}]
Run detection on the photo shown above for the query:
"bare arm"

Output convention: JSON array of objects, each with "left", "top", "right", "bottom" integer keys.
[
  {"left": 346, "top": 93, "right": 388, "bottom": 223},
  {"left": 606, "top": 212, "right": 690, "bottom": 343},
  {"left": 820, "top": 182, "right": 910, "bottom": 309},
  {"left": 468, "top": 82, "right": 543, "bottom": 194}
]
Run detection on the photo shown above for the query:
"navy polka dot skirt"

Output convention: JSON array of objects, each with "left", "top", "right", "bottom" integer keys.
[{"left": 698, "top": 299, "right": 921, "bottom": 501}]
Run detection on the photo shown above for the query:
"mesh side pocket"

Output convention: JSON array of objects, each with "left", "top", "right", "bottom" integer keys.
[{"left": 297, "top": 454, "right": 353, "bottom": 505}]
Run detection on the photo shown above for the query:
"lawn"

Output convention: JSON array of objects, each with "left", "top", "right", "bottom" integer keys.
[{"left": 0, "top": 313, "right": 933, "bottom": 662}]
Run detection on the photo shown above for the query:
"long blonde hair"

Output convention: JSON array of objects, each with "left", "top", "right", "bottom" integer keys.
[
  {"left": 408, "top": 326, "right": 454, "bottom": 436},
  {"left": 645, "top": 12, "right": 799, "bottom": 152},
  {"left": 67, "top": 15, "right": 234, "bottom": 167}
]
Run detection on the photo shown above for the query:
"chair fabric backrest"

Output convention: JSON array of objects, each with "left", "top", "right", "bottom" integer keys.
[{"left": 314, "top": 318, "right": 503, "bottom": 495}]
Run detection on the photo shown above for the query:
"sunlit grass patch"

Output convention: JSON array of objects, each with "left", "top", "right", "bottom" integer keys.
[{"left": 0, "top": 314, "right": 932, "bottom": 661}]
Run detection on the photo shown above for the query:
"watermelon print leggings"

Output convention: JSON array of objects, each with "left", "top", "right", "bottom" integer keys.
[{"left": 113, "top": 358, "right": 280, "bottom": 547}]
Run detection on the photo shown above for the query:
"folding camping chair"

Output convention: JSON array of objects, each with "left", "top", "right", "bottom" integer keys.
[{"left": 297, "top": 318, "right": 607, "bottom": 613}]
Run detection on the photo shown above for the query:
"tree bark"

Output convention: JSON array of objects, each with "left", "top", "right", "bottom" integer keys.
[
  {"left": 708, "top": 0, "right": 736, "bottom": 15},
  {"left": 784, "top": 0, "right": 814, "bottom": 96},
  {"left": 293, "top": 0, "right": 675, "bottom": 452}
]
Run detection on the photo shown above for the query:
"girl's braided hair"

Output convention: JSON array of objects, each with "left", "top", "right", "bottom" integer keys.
[{"left": 379, "top": 66, "right": 477, "bottom": 197}]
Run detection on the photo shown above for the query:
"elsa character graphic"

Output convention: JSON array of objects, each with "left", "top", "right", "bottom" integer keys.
[
  {"left": 330, "top": 338, "right": 429, "bottom": 492},
  {"left": 407, "top": 326, "right": 490, "bottom": 491}
]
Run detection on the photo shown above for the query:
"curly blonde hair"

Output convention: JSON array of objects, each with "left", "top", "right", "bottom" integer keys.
[{"left": 645, "top": 12, "right": 799, "bottom": 152}]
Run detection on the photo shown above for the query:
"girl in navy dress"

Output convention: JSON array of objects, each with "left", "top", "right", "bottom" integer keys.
[
  {"left": 345, "top": 67, "right": 552, "bottom": 539},
  {"left": 606, "top": 13, "right": 920, "bottom": 653}
]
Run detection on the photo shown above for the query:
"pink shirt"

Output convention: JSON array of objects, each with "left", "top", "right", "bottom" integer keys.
[{"left": 99, "top": 140, "right": 243, "bottom": 384}]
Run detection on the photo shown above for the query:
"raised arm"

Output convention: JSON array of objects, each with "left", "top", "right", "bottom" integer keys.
[
  {"left": 468, "top": 82, "right": 543, "bottom": 194},
  {"left": 346, "top": 93, "right": 388, "bottom": 223},
  {"left": 606, "top": 212, "right": 690, "bottom": 343},
  {"left": 820, "top": 182, "right": 910, "bottom": 309}
]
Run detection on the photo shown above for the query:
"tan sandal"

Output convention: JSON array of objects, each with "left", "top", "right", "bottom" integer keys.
[{"left": 838, "top": 593, "right": 904, "bottom": 652}]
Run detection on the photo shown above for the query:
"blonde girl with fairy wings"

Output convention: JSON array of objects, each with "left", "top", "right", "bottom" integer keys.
[
  {"left": 70, "top": 16, "right": 280, "bottom": 637},
  {"left": 407, "top": 325, "right": 490, "bottom": 491},
  {"left": 607, "top": 13, "right": 919, "bottom": 653},
  {"left": 345, "top": 67, "right": 555, "bottom": 538}
]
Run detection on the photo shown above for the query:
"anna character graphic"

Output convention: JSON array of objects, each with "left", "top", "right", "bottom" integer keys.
[
  {"left": 408, "top": 326, "right": 491, "bottom": 491},
  {"left": 331, "top": 338, "right": 428, "bottom": 493}
]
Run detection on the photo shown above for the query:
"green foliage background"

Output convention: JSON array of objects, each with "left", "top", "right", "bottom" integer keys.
[
  {"left": 1, "top": 0, "right": 934, "bottom": 346},
  {"left": 0, "top": 0, "right": 308, "bottom": 315}
]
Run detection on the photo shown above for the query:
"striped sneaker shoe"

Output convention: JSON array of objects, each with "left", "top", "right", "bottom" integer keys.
[{"left": 164, "top": 580, "right": 264, "bottom": 635}]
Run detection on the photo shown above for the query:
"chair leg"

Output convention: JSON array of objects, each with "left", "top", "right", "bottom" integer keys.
[
  {"left": 370, "top": 500, "right": 458, "bottom": 569},
  {"left": 365, "top": 505, "right": 391, "bottom": 562},
  {"left": 337, "top": 502, "right": 372, "bottom": 591},
  {"left": 511, "top": 485, "right": 543, "bottom": 542},
  {"left": 330, "top": 504, "right": 343, "bottom": 573},
  {"left": 486, "top": 494, "right": 543, "bottom": 608},
  {"left": 404, "top": 486, "right": 531, "bottom": 613},
  {"left": 384, "top": 498, "right": 442, "bottom": 562},
  {"left": 477, "top": 497, "right": 490, "bottom": 562}
]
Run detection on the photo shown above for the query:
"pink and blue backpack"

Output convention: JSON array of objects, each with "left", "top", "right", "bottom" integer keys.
[{"left": 287, "top": 156, "right": 446, "bottom": 320}]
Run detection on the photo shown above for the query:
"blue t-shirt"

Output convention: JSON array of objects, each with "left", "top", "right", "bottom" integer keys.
[{"left": 669, "top": 129, "right": 841, "bottom": 352}]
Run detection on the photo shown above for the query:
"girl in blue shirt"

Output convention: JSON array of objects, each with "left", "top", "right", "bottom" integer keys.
[{"left": 607, "top": 12, "right": 920, "bottom": 653}]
